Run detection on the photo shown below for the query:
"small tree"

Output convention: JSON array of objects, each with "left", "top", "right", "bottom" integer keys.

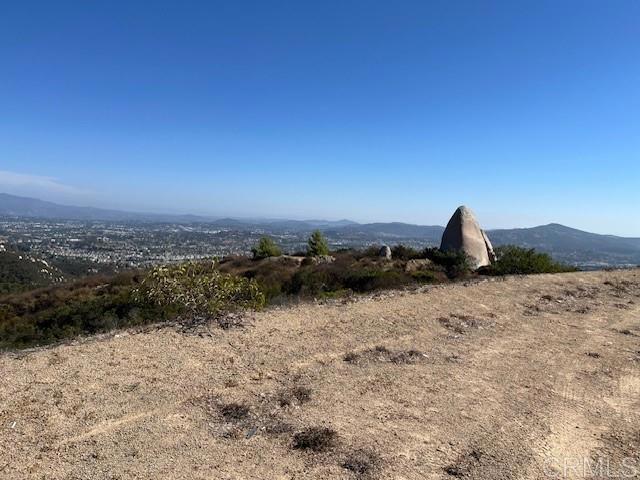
[
  {"left": 307, "top": 230, "right": 329, "bottom": 257},
  {"left": 251, "top": 236, "right": 282, "bottom": 259}
]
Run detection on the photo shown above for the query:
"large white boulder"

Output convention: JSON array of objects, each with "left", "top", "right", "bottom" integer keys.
[
  {"left": 440, "top": 206, "right": 494, "bottom": 269},
  {"left": 379, "top": 245, "right": 392, "bottom": 260}
]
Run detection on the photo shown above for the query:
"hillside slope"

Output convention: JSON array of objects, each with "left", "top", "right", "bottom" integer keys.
[
  {"left": 1, "top": 270, "right": 639, "bottom": 479},
  {"left": 489, "top": 223, "right": 640, "bottom": 266},
  {"left": 0, "top": 248, "right": 63, "bottom": 294}
]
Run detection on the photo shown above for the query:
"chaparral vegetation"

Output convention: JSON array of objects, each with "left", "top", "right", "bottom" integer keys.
[{"left": 0, "top": 239, "right": 575, "bottom": 350}]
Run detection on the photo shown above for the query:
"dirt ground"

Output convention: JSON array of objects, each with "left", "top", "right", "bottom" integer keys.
[{"left": 1, "top": 269, "right": 639, "bottom": 479}]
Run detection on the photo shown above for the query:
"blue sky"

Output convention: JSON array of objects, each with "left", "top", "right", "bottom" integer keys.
[{"left": 1, "top": 1, "right": 639, "bottom": 235}]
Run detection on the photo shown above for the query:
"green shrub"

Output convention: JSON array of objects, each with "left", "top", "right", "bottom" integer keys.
[
  {"left": 0, "top": 261, "right": 267, "bottom": 350},
  {"left": 219, "top": 255, "right": 301, "bottom": 302},
  {"left": 0, "top": 272, "right": 170, "bottom": 350},
  {"left": 410, "top": 270, "right": 436, "bottom": 283},
  {"left": 286, "top": 268, "right": 330, "bottom": 296},
  {"left": 135, "top": 261, "right": 265, "bottom": 320},
  {"left": 251, "top": 236, "right": 282, "bottom": 259},
  {"left": 0, "top": 251, "right": 55, "bottom": 294},
  {"left": 307, "top": 230, "right": 329, "bottom": 257},
  {"left": 343, "top": 269, "right": 408, "bottom": 292},
  {"left": 391, "top": 244, "right": 422, "bottom": 261},
  {"left": 484, "top": 245, "right": 577, "bottom": 275},
  {"left": 424, "top": 248, "right": 472, "bottom": 279},
  {"left": 361, "top": 245, "right": 383, "bottom": 258}
]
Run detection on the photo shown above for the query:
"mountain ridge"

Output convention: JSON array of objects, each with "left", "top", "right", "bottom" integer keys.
[
  {"left": 2, "top": 193, "right": 639, "bottom": 266},
  {"left": 0, "top": 193, "right": 355, "bottom": 229}
]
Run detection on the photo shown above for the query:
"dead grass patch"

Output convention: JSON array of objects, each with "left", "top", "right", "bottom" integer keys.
[
  {"left": 343, "top": 346, "right": 425, "bottom": 365},
  {"left": 526, "top": 285, "right": 607, "bottom": 316},
  {"left": 438, "top": 314, "right": 493, "bottom": 335},
  {"left": 342, "top": 449, "right": 380, "bottom": 477},
  {"left": 263, "top": 418, "right": 295, "bottom": 436},
  {"left": 220, "top": 402, "right": 250, "bottom": 422},
  {"left": 616, "top": 328, "right": 636, "bottom": 336},
  {"left": 276, "top": 385, "right": 312, "bottom": 407},
  {"left": 444, "top": 449, "right": 483, "bottom": 477},
  {"left": 291, "top": 427, "right": 338, "bottom": 452}
]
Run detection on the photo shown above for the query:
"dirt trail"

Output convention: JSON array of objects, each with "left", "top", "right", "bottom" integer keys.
[{"left": 1, "top": 270, "right": 639, "bottom": 479}]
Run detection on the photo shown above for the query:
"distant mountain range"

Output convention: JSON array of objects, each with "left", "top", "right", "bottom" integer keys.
[
  {"left": 1, "top": 193, "right": 639, "bottom": 266},
  {"left": 0, "top": 194, "right": 357, "bottom": 229},
  {"left": 489, "top": 224, "right": 640, "bottom": 267},
  {"left": 0, "top": 193, "right": 213, "bottom": 224}
]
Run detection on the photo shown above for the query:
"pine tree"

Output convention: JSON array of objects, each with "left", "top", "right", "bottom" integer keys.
[
  {"left": 307, "top": 230, "right": 329, "bottom": 257},
  {"left": 251, "top": 236, "right": 282, "bottom": 259}
]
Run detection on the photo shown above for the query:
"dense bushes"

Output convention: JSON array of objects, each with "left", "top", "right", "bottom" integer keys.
[
  {"left": 424, "top": 248, "right": 472, "bottom": 279},
  {"left": 135, "top": 261, "right": 265, "bottom": 319},
  {"left": 482, "top": 245, "right": 576, "bottom": 275},
  {"left": 218, "top": 255, "right": 301, "bottom": 302},
  {"left": 275, "top": 253, "right": 438, "bottom": 297},
  {"left": 0, "top": 272, "right": 171, "bottom": 349},
  {"left": 0, "top": 247, "right": 117, "bottom": 295},
  {"left": 0, "top": 244, "right": 577, "bottom": 350},
  {"left": 390, "top": 245, "right": 422, "bottom": 261},
  {"left": 0, "top": 251, "right": 56, "bottom": 294},
  {"left": 0, "top": 262, "right": 265, "bottom": 350},
  {"left": 343, "top": 269, "right": 408, "bottom": 292},
  {"left": 361, "top": 244, "right": 471, "bottom": 278}
]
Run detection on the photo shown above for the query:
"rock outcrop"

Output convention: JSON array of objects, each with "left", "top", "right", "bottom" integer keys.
[
  {"left": 379, "top": 245, "right": 392, "bottom": 260},
  {"left": 440, "top": 206, "right": 494, "bottom": 269},
  {"left": 481, "top": 230, "right": 497, "bottom": 263}
]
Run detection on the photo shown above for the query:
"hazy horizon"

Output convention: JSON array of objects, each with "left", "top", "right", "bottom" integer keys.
[
  {"left": 2, "top": 190, "right": 640, "bottom": 239},
  {"left": 2, "top": 2, "right": 639, "bottom": 236}
]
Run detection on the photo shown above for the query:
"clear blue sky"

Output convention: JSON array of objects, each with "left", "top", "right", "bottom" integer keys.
[{"left": 1, "top": 1, "right": 639, "bottom": 235}]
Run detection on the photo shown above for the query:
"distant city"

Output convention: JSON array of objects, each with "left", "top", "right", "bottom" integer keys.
[
  {"left": 0, "top": 218, "right": 293, "bottom": 268},
  {"left": 0, "top": 217, "right": 437, "bottom": 269},
  {"left": 1, "top": 194, "right": 640, "bottom": 271}
]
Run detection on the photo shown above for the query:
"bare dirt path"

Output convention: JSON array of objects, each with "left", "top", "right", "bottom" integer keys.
[{"left": 1, "top": 270, "right": 639, "bottom": 479}]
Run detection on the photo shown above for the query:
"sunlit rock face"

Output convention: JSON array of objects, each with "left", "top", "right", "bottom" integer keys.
[
  {"left": 379, "top": 245, "right": 392, "bottom": 260},
  {"left": 440, "top": 206, "right": 494, "bottom": 269}
]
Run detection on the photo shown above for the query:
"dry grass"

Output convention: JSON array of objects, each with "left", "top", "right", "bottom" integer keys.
[
  {"left": 342, "top": 449, "right": 380, "bottom": 476},
  {"left": 219, "top": 402, "right": 251, "bottom": 422},
  {"left": 291, "top": 427, "right": 337, "bottom": 452},
  {"left": 1, "top": 269, "right": 639, "bottom": 479},
  {"left": 276, "top": 385, "right": 312, "bottom": 407}
]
